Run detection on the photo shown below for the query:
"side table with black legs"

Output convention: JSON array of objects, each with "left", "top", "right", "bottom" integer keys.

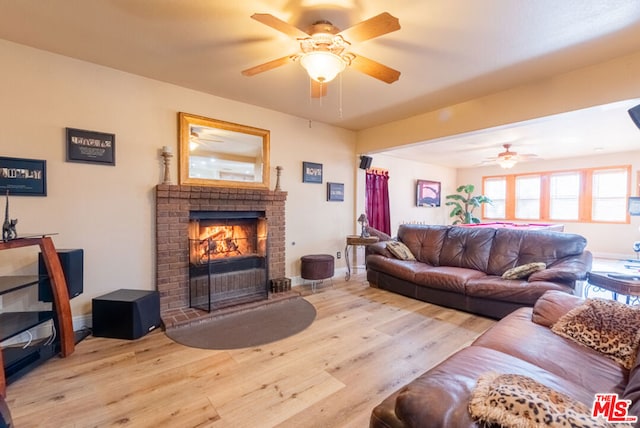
[
  {"left": 344, "top": 235, "right": 379, "bottom": 281},
  {"left": 585, "top": 271, "right": 640, "bottom": 305}
]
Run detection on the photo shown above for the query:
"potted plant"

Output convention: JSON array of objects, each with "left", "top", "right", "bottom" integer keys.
[{"left": 445, "top": 184, "right": 492, "bottom": 224}]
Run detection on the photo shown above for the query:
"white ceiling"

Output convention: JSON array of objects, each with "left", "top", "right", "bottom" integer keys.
[{"left": 2, "top": 0, "right": 640, "bottom": 166}]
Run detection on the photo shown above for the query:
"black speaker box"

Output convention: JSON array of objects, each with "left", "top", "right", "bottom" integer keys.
[
  {"left": 92, "top": 289, "right": 161, "bottom": 340},
  {"left": 38, "top": 249, "right": 84, "bottom": 302},
  {"left": 629, "top": 104, "right": 640, "bottom": 130},
  {"left": 359, "top": 155, "right": 373, "bottom": 170}
]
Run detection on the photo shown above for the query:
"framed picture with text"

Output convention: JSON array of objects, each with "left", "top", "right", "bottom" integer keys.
[
  {"left": 0, "top": 156, "right": 47, "bottom": 196},
  {"left": 66, "top": 127, "right": 116, "bottom": 166},
  {"left": 302, "top": 161, "right": 323, "bottom": 183},
  {"left": 327, "top": 182, "right": 344, "bottom": 201}
]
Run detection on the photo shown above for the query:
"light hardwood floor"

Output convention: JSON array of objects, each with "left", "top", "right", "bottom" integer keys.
[{"left": 6, "top": 274, "right": 495, "bottom": 428}]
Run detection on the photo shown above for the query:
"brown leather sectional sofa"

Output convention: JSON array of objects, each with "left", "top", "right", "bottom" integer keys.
[
  {"left": 370, "top": 290, "right": 639, "bottom": 427},
  {"left": 366, "top": 224, "right": 592, "bottom": 319}
]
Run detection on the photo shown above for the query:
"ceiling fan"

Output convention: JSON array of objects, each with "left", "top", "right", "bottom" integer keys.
[
  {"left": 190, "top": 128, "right": 224, "bottom": 152},
  {"left": 241, "top": 12, "right": 401, "bottom": 98},
  {"left": 484, "top": 144, "right": 539, "bottom": 169}
]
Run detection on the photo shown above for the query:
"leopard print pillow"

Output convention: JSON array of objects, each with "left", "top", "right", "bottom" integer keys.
[
  {"left": 552, "top": 298, "right": 640, "bottom": 369},
  {"left": 469, "top": 372, "right": 628, "bottom": 428},
  {"left": 502, "top": 262, "right": 546, "bottom": 280},
  {"left": 385, "top": 241, "right": 416, "bottom": 261}
]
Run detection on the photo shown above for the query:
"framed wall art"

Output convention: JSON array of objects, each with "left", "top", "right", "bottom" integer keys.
[
  {"left": 0, "top": 156, "right": 47, "bottom": 196},
  {"left": 327, "top": 182, "right": 344, "bottom": 201},
  {"left": 302, "top": 161, "right": 323, "bottom": 183},
  {"left": 416, "top": 179, "right": 441, "bottom": 207},
  {"left": 66, "top": 127, "right": 116, "bottom": 166}
]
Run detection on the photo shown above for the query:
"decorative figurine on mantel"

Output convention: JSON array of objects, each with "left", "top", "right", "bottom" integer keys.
[
  {"left": 161, "top": 146, "right": 173, "bottom": 185},
  {"left": 275, "top": 166, "right": 283, "bottom": 191},
  {"left": 2, "top": 190, "right": 18, "bottom": 242}
]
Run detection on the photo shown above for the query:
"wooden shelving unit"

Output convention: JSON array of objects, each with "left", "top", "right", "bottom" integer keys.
[{"left": 0, "top": 236, "right": 74, "bottom": 398}]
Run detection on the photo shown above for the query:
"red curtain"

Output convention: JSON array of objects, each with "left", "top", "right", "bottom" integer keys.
[{"left": 365, "top": 170, "right": 391, "bottom": 235}]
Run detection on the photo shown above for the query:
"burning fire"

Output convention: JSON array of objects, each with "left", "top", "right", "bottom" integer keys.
[{"left": 196, "top": 225, "right": 253, "bottom": 262}]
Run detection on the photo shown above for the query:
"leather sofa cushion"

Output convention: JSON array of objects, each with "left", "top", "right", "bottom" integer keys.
[
  {"left": 390, "top": 346, "right": 596, "bottom": 428},
  {"left": 486, "top": 229, "right": 587, "bottom": 276},
  {"left": 414, "top": 266, "right": 486, "bottom": 293},
  {"left": 366, "top": 255, "right": 433, "bottom": 283},
  {"left": 472, "top": 308, "right": 627, "bottom": 395},
  {"left": 439, "top": 227, "right": 495, "bottom": 272},
  {"left": 365, "top": 241, "right": 393, "bottom": 258},
  {"left": 465, "top": 277, "right": 573, "bottom": 305},
  {"left": 531, "top": 290, "right": 585, "bottom": 327},
  {"left": 398, "top": 224, "right": 448, "bottom": 265}
]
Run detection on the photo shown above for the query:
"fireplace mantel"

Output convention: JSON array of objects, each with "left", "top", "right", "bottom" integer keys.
[{"left": 155, "top": 184, "right": 287, "bottom": 328}]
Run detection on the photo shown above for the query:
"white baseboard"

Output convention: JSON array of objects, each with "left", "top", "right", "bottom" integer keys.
[
  {"left": 74, "top": 313, "right": 93, "bottom": 330},
  {"left": 290, "top": 266, "right": 350, "bottom": 288}
]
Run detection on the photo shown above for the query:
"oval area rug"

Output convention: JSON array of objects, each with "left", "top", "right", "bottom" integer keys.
[{"left": 165, "top": 297, "right": 317, "bottom": 350}]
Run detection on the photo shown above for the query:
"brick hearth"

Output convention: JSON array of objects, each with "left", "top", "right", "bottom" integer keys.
[{"left": 155, "top": 184, "right": 287, "bottom": 328}]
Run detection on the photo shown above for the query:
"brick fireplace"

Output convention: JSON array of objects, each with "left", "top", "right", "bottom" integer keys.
[{"left": 155, "top": 184, "right": 287, "bottom": 328}]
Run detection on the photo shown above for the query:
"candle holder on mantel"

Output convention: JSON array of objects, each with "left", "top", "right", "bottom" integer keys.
[
  {"left": 275, "top": 166, "right": 283, "bottom": 191},
  {"left": 161, "top": 146, "right": 173, "bottom": 185}
]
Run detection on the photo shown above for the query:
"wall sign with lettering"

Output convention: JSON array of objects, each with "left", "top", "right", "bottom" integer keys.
[
  {"left": 327, "top": 182, "right": 344, "bottom": 201},
  {"left": 0, "top": 156, "right": 47, "bottom": 196},
  {"left": 66, "top": 127, "right": 116, "bottom": 165},
  {"left": 302, "top": 161, "right": 323, "bottom": 183}
]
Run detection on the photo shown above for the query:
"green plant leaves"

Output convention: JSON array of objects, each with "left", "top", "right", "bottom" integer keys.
[{"left": 445, "top": 184, "right": 492, "bottom": 224}]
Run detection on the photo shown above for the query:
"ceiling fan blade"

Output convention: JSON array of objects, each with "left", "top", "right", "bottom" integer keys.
[
  {"left": 310, "top": 80, "right": 327, "bottom": 98},
  {"left": 338, "top": 12, "right": 400, "bottom": 43},
  {"left": 350, "top": 54, "right": 400, "bottom": 83},
  {"left": 241, "top": 55, "right": 295, "bottom": 76},
  {"left": 250, "top": 13, "right": 308, "bottom": 39}
]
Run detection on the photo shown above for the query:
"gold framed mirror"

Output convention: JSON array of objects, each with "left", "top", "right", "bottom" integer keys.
[{"left": 178, "top": 112, "right": 270, "bottom": 189}]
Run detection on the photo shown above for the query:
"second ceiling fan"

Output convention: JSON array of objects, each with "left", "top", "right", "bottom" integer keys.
[
  {"left": 484, "top": 144, "right": 539, "bottom": 169},
  {"left": 242, "top": 12, "right": 401, "bottom": 98}
]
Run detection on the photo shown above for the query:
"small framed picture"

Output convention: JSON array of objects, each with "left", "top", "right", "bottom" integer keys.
[
  {"left": 416, "top": 179, "right": 441, "bottom": 207},
  {"left": 0, "top": 156, "right": 47, "bottom": 196},
  {"left": 66, "top": 127, "right": 116, "bottom": 166},
  {"left": 302, "top": 161, "right": 323, "bottom": 183},
  {"left": 327, "top": 182, "right": 344, "bottom": 201}
]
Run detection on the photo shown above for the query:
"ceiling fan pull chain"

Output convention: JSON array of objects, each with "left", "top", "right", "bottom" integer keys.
[{"left": 339, "top": 73, "right": 343, "bottom": 119}]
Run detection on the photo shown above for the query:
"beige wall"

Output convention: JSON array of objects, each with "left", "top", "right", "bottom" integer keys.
[
  {"left": 355, "top": 154, "right": 456, "bottom": 235},
  {"left": 457, "top": 150, "right": 640, "bottom": 258},
  {"left": 0, "top": 40, "right": 356, "bottom": 317}
]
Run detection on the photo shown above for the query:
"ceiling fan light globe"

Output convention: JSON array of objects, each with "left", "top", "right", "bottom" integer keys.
[
  {"left": 300, "top": 51, "right": 346, "bottom": 83},
  {"left": 498, "top": 158, "right": 517, "bottom": 169}
]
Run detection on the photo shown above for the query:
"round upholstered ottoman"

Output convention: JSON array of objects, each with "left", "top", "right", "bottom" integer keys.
[{"left": 301, "top": 254, "right": 335, "bottom": 292}]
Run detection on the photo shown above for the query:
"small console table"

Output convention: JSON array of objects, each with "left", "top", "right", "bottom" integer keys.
[
  {"left": 585, "top": 271, "right": 640, "bottom": 305},
  {"left": 344, "top": 235, "right": 379, "bottom": 281},
  {"left": 0, "top": 235, "right": 75, "bottom": 397}
]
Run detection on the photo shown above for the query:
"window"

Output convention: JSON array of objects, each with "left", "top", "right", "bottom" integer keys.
[
  {"left": 482, "top": 165, "right": 630, "bottom": 223},
  {"left": 483, "top": 177, "right": 506, "bottom": 218},
  {"left": 515, "top": 176, "right": 540, "bottom": 219},
  {"left": 549, "top": 172, "right": 580, "bottom": 220},
  {"left": 592, "top": 168, "right": 628, "bottom": 222}
]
